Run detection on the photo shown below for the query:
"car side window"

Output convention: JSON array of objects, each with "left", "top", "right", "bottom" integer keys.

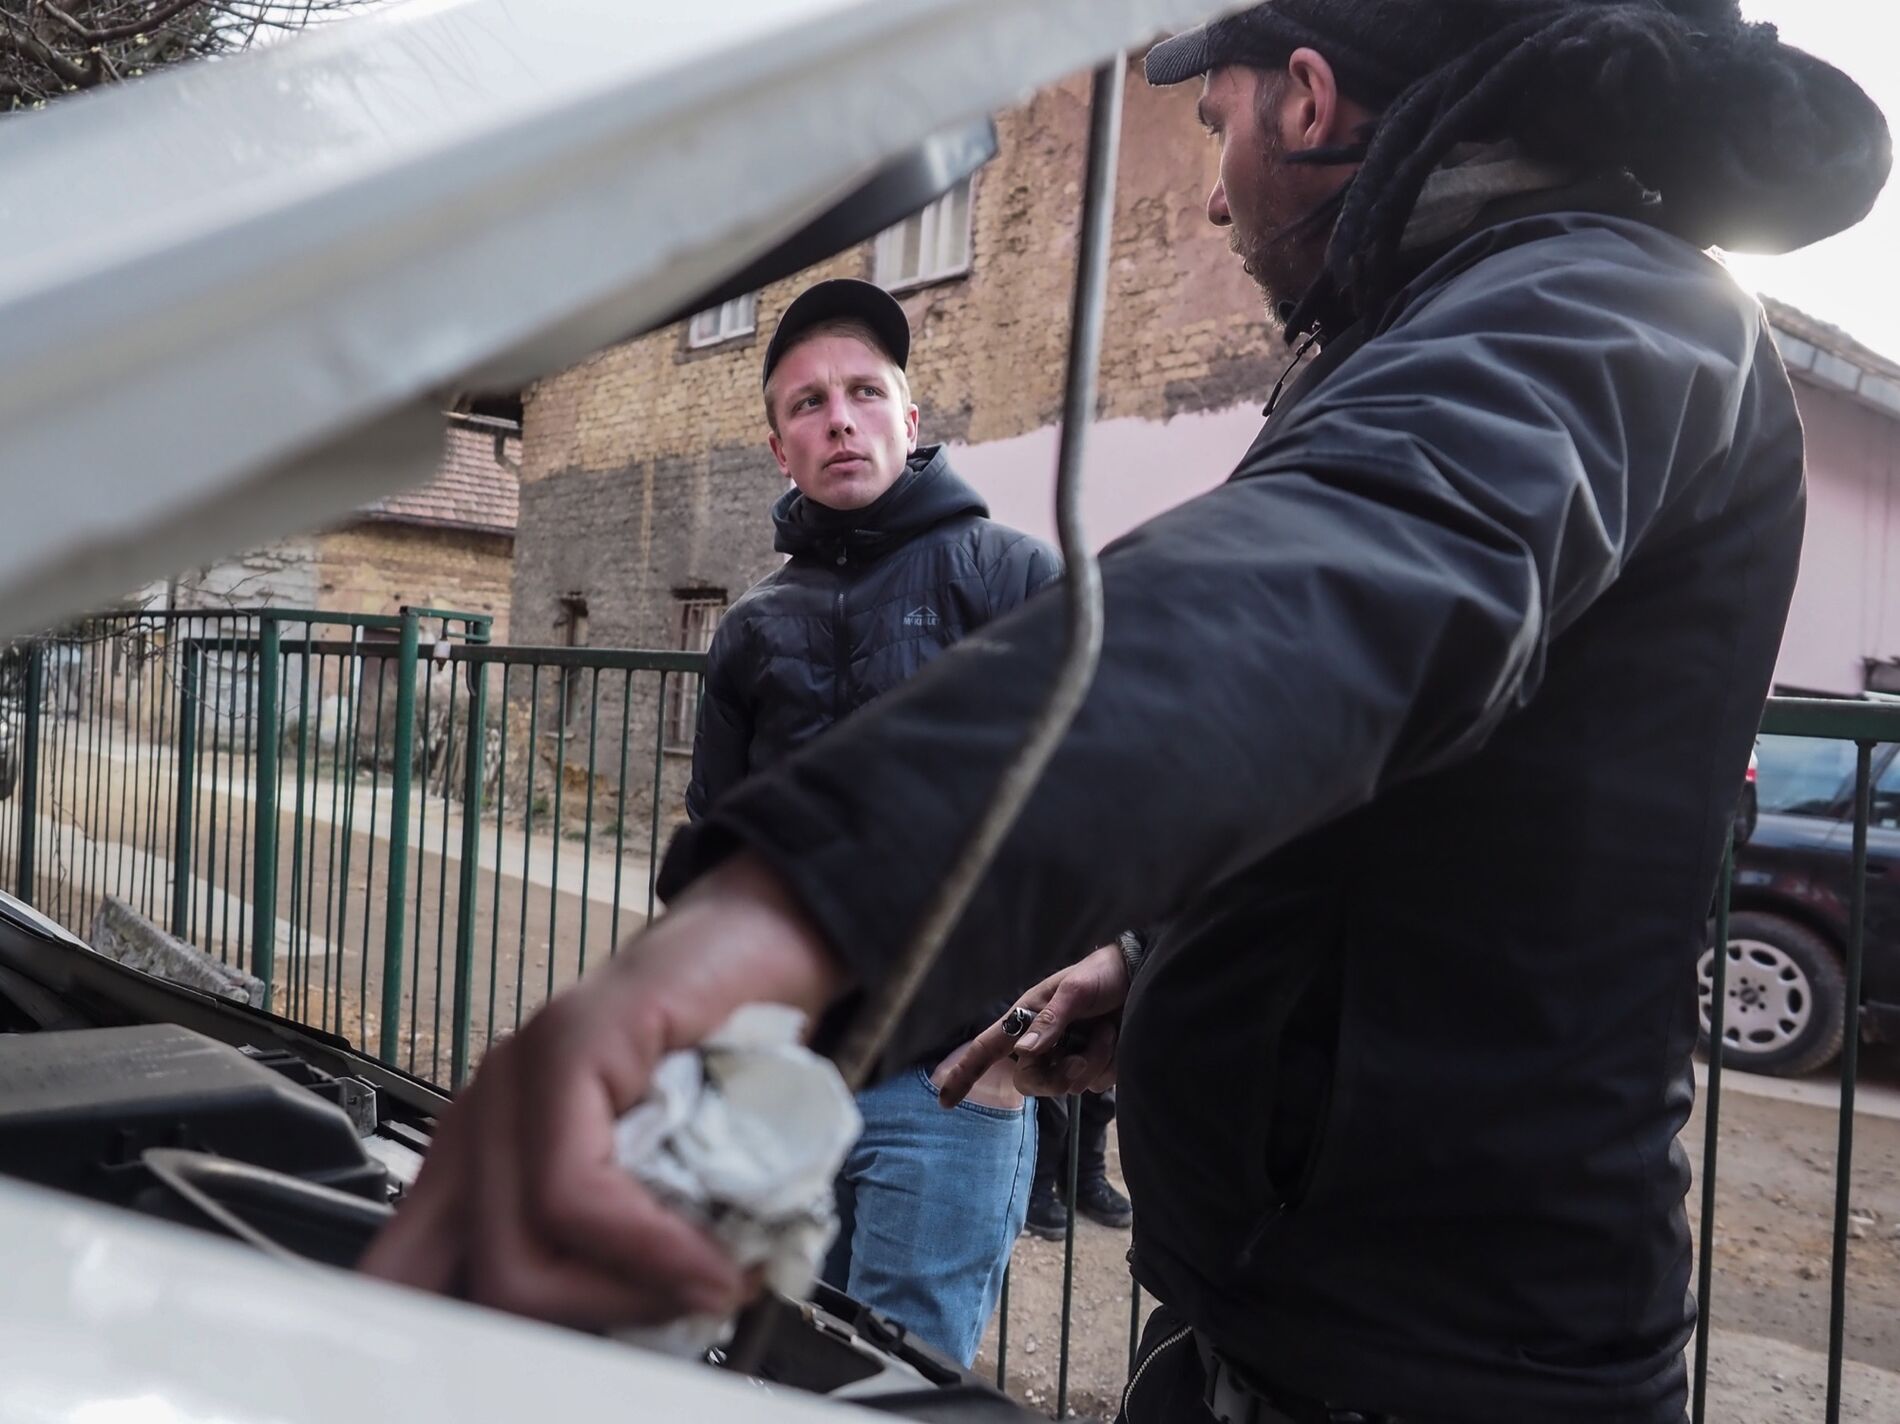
[
  {"left": 1755, "top": 735, "right": 1865, "bottom": 819},
  {"left": 1874, "top": 747, "right": 1900, "bottom": 830}
]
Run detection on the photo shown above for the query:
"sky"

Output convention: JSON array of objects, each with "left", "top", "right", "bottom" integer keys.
[{"left": 1722, "top": 1, "right": 1900, "bottom": 359}]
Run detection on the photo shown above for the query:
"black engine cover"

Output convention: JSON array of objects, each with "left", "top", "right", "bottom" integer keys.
[{"left": 0, "top": 1023, "right": 385, "bottom": 1203}]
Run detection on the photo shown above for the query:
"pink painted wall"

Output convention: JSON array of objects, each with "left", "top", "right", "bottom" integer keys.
[
  {"left": 948, "top": 401, "right": 1265, "bottom": 552},
  {"left": 956, "top": 380, "right": 1900, "bottom": 701},
  {"left": 1775, "top": 381, "right": 1900, "bottom": 695}
]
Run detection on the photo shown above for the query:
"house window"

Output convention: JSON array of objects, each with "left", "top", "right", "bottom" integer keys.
[
  {"left": 665, "top": 591, "right": 727, "bottom": 751},
  {"left": 558, "top": 595, "right": 589, "bottom": 726},
  {"left": 874, "top": 178, "right": 974, "bottom": 291},
  {"left": 687, "top": 293, "right": 758, "bottom": 348}
]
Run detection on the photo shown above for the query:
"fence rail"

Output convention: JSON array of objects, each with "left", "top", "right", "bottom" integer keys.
[
  {"left": 0, "top": 609, "right": 1889, "bottom": 1420},
  {"left": 0, "top": 606, "right": 697, "bottom": 1090}
]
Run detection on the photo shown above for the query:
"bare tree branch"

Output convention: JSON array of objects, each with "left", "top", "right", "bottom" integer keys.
[
  {"left": 42, "top": 0, "right": 207, "bottom": 45},
  {"left": 1, "top": 13, "right": 97, "bottom": 88},
  {"left": 0, "top": 0, "right": 383, "bottom": 110}
]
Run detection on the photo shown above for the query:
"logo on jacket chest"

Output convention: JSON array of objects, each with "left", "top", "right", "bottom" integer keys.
[{"left": 902, "top": 605, "right": 942, "bottom": 629}]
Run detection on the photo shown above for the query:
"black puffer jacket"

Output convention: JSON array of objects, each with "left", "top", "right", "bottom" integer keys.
[
  {"left": 674, "top": 445, "right": 1060, "bottom": 828},
  {"left": 663, "top": 207, "right": 1807, "bottom": 1421}
]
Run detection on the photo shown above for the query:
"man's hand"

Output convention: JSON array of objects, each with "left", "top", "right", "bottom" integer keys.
[
  {"left": 934, "top": 944, "right": 1129, "bottom": 1106},
  {"left": 358, "top": 853, "right": 847, "bottom": 1328}
]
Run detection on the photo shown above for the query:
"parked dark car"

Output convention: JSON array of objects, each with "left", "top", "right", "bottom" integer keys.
[
  {"left": 1734, "top": 744, "right": 1758, "bottom": 848},
  {"left": 1711, "top": 733, "right": 1900, "bottom": 1076}
]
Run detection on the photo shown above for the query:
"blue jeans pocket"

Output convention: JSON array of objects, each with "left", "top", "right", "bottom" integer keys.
[
  {"left": 830, "top": 1065, "right": 1035, "bottom": 1365},
  {"left": 914, "top": 1065, "right": 1024, "bottom": 1120}
]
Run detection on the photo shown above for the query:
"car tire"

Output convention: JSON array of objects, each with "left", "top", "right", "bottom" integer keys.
[{"left": 1698, "top": 912, "right": 1847, "bottom": 1078}]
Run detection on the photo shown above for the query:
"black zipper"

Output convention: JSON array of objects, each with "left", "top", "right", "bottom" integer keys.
[
  {"left": 831, "top": 545, "right": 850, "bottom": 721},
  {"left": 1238, "top": 1052, "right": 1340, "bottom": 1269},
  {"left": 1119, "top": 1325, "right": 1193, "bottom": 1422}
]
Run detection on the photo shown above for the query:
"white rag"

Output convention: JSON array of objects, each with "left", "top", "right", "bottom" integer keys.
[{"left": 611, "top": 1003, "right": 863, "bottom": 1358}]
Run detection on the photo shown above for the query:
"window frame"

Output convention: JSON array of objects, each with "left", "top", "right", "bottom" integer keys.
[
  {"left": 664, "top": 592, "right": 728, "bottom": 753},
  {"left": 873, "top": 176, "right": 975, "bottom": 293},
  {"left": 557, "top": 594, "right": 589, "bottom": 728},
  {"left": 686, "top": 292, "right": 759, "bottom": 349}
]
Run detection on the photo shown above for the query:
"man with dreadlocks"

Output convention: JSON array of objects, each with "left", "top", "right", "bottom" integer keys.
[{"left": 367, "top": 3, "right": 1891, "bottom": 1420}]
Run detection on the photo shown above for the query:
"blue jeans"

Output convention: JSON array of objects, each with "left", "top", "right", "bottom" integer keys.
[{"left": 823, "top": 1066, "right": 1036, "bottom": 1367}]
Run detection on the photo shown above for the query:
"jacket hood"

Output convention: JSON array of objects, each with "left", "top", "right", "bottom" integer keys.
[{"left": 773, "top": 445, "right": 988, "bottom": 561}]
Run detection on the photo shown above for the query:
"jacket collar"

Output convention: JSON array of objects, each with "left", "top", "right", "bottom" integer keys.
[{"left": 772, "top": 445, "right": 988, "bottom": 564}]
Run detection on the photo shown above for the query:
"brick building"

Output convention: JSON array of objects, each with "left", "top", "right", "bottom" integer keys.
[
  {"left": 512, "top": 63, "right": 1278, "bottom": 819},
  {"left": 172, "top": 422, "right": 521, "bottom": 638},
  {"left": 512, "top": 60, "right": 1900, "bottom": 824}
]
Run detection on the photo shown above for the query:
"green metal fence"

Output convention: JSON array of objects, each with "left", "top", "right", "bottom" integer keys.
[
  {"left": 0, "top": 610, "right": 1890, "bottom": 1419},
  {"left": 420, "top": 639, "right": 706, "bottom": 1085},
  {"left": 992, "top": 697, "right": 1899, "bottom": 1421},
  {"left": 0, "top": 606, "right": 697, "bottom": 1092},
  {"left": 1692, "top": 697, "right": 1892, "bottom": 1424}
]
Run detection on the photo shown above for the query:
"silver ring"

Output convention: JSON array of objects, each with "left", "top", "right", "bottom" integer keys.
[{"left": 1002, "top": 1006, "right": 1035, "bottom": 1039}]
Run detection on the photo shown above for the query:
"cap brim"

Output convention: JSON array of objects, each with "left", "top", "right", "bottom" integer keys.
[
  {"left": 763, "top": 278, "right": 912, "bottom": 389},
  {"left": 1145, "top": 28, "right": 1214, "bottom": 86}
]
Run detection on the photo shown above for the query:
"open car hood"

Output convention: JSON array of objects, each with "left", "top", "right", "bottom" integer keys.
[
  {"left": 0, "top": 1170, "right": 878, "bottom": 1424},
  {"left": 0, "top": 891, "right": 1049, "bottom": 1420},
  {"left": 0, "top": 0, "right": 1246, "bottom": 639}
]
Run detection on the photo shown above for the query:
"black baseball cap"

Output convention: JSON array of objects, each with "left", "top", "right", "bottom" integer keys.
[
  {"left": 761, "top": 278, "right": 912, "bottom": 391},
  {"left": 1145, "top": 2, "right": 1454, "bottom": 106}
]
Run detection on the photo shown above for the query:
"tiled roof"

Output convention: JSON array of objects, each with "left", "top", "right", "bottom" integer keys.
[
  {"left": 363, "top": 425, "right": 519, "bottom": 536},
  {"left": 1763, "top": 297, "right": 1900, "bottom": 422}
]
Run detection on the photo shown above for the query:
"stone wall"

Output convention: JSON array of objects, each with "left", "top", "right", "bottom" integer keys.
[{"left": 315, "top": 522, "right": 515, "bottom": 643}]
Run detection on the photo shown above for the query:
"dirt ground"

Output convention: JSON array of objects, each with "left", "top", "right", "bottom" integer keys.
[{"left": 975, "top": 1051, "right": 1900, "bottom": 1421}]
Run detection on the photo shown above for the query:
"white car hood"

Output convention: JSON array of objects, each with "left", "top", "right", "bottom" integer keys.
[
  {"left": 0, "top": 0, "right": 1246, "bottom": 638},
  {"left": 0, "top": 1173, "right": 859, "bottom": 1424}
]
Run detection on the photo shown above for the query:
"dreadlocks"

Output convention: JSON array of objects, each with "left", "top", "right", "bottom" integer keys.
[{"left": 1288, "top": 0, "right": 1891, "bottom": 329}]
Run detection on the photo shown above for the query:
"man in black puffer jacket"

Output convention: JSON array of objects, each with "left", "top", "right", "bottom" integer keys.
[
  {"left": 668, "top": 278, "right": 1059, "bottom": 1365},
  {"left": 681, "top": 288, "right": 1059, "bottom": 822}
]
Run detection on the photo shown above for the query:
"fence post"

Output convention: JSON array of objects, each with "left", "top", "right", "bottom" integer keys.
[
  {"left": 1826, "top": 740, "right": 1873, "bottom": 1424},
  {"left": 1059, "top": 1092, "right": 1082, "bottom": 1420},
  {"left": 379, "top": 609, "right": 421, "bottom": 1062},
  {"left": 1691, "top": 839, "right": 1734, "bottom": 1424},
  {"left": 170, "top": 640, "right": 200, "bottom": 939},
  {"left": 450, "top": 628, "right": 490, "bottom": 1089},
  {"left": 15, "top": 643, "right": 42, "bottom": 904},
  {"left": 250, "top": 617, "right": 281, "bottom": 1009}
]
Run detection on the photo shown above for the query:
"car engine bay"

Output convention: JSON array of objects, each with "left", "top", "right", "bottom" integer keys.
[{"left": 0, "top": 894, "right": 1036, "bottom": 1421}]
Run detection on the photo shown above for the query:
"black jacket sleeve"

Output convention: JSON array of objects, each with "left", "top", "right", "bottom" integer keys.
[
  {"left": 1010, "top": 537, "right": 1066, "bottom": 608},
  {"left": 661, "top": 222, "right": 1777, "bottom": 1072},
  {"left": 682, "top": 621, "right": 752, "bottom": 824},
  {"left": 975, "top": 528, "right": 1064, "bottom": 623}
]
